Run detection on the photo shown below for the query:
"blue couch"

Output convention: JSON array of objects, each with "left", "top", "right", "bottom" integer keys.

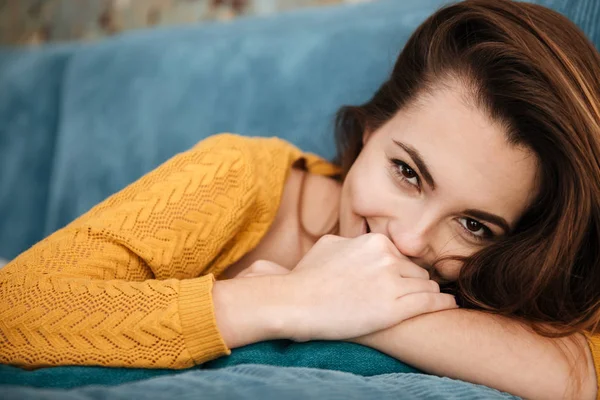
[{"left": 0, "top": 0, "right": 598, "bottom": 398}]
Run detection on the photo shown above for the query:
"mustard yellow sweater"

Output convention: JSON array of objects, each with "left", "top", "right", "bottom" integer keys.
[
  {"left": 0, "top": 133, "right": 339, "bottom": 369},
  {"left": 1, "top": 133, "right": 600, "bottom": 397}
]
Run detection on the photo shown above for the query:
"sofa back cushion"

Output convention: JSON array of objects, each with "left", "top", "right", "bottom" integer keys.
[
  {"left": 43, "top": 0, "right": 454, "bottom": 236},
  {"left": 2, "top": 0, "right": 598, "bottom": 258},
  {"left": 0, "top": 47, "right": 73, "bottom": 259}
]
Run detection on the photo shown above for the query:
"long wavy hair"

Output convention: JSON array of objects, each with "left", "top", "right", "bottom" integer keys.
[{"left": 333, "top": 0, "right": 600, "bottom": 393}]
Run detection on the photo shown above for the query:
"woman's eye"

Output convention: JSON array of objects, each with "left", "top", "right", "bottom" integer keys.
[
  {"left": 390, "top": 159, "right": 420, "bottom": 187},
  {"left": 458, "top": 217, "right": 490, "bottom": 241}
]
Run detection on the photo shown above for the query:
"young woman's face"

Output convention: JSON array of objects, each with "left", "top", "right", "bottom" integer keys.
[{"left": 338, "top": 85, "right": 540, "bottom": 283}]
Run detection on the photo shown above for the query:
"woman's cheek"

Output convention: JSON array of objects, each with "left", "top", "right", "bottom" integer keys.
[
  {"left": 350, "top": 179, "right": 379, "bottom": 216},
  {"left": 350, "top": 168, "right": 392, "bottom": 216},
  {"left": 436, "top": 259, "right": 463, "bottom": 282}
]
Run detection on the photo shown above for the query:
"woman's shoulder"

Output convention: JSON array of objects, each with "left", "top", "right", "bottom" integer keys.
[{"left": 193, "top": 133, "right": 342, "bottom": 179}]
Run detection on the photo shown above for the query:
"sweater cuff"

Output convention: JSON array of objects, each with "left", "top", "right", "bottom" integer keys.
[{"left": 179, "top": 275, "right": 231, "bottom": 365}]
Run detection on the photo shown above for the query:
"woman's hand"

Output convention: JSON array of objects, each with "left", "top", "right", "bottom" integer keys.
[{"left": 275, "top": 233, "right": 458, "bottom": 342}]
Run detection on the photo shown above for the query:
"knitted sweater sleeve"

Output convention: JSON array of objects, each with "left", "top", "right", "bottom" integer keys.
[{"left": 0, "top": 134, "right": 263, "bottom": 369}]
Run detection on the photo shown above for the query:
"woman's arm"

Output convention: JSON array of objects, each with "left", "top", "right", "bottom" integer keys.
[
  {"left": 0, "top": 134, "right": 262, "bottom": 369},
  {"left": 350, "top": 308, "right": 597, "bottom": 400}
]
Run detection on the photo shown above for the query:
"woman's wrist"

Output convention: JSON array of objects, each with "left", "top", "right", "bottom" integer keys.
[{"left": 212, "top": 275, "right": 294, "bottom": 349}]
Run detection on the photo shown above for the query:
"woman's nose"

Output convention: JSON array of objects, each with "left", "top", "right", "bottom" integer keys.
[
  {"left": 391, "top": 230, "right": 430, "bottom": 260},
  {"left": 388, "top": 219, "right": 432, "bottom": 263}
]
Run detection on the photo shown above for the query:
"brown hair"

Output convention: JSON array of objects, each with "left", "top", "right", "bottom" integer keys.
[{"left": 333, "top": 0, "right": 600, "bottom": 394}]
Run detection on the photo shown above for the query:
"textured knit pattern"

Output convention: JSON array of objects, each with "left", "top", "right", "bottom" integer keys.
[{"left": 0, "top": 133, "right": 340, "bottom": 370}]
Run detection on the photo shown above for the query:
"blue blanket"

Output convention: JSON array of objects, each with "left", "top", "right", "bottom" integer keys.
[
  {"left": 0, "top": 341, "right": 522, "bottom": 398},
  {"left": 0, "top": 341, "right": 419, "bottom": 388},
  {"left": 0, "top": 364, "right": 519, "bottom": 400}
]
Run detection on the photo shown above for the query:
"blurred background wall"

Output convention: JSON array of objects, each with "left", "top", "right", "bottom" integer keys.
[{"left": 0, "top": 0, "right": 374, "bottom": 46}]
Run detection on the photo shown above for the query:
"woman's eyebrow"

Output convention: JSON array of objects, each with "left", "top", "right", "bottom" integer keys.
[{"left": 392, "top": 139, "right": 436, "bottom": 190}]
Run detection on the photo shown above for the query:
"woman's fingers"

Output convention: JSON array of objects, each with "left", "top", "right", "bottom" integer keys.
[
  {"left": 397, "top": 263, "right": 430, "bottom": 280},
  {"left": 396, "top": 277, "right": 440, "bottom": 297}
]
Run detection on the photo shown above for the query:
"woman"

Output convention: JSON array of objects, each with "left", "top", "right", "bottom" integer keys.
[{"left": 1, "top": 0, "right": 599, "bottom": 398}]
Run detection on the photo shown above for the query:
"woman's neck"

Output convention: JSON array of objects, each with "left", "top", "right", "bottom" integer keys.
[{"left": 297, "top": 168, "right": 342, "bottom": 243}]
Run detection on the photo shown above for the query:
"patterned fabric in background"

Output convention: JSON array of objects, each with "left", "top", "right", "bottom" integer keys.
[{"left": 0, "top": 0, "right": 374, "bottom": 46}]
